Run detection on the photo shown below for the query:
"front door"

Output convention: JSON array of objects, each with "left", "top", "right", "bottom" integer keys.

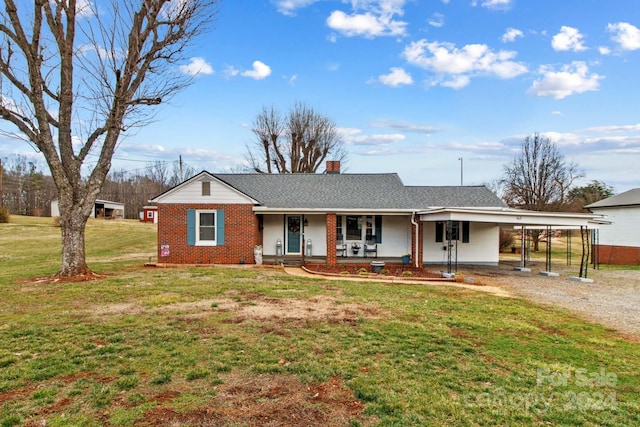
[{"left": 286, "top": 216, "right": 301, "bottom": 254}]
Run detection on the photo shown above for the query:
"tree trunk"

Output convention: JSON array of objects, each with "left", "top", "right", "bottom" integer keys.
[{"left": 58, "top": 209, "right": 92, "bottom": 277}]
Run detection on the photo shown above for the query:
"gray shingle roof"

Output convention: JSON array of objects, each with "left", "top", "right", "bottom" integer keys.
[
  {"left": 212, "top": 173, "right": 505, "bottom": 210},
  {"left": 585, "top": 188, "right": 640, "bottom": 209},
  {"left": 406, "top": 186, "right": 507, "bottom": 208},
  {"left": 214, "top": 173, "right": 415, "bottom": 209}
]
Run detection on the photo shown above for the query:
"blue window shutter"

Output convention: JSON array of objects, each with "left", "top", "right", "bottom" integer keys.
[
  {"left": 187, "top": 209, "right": 196, "bottom": 246},
  {"left": 375, "top": 215, "right": 382, "bottom": 243},
  {"left": 216, "top": 209, "right": 225, "bottom": 245}
]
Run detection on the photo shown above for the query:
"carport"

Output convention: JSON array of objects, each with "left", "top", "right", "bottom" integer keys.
[{"left": 418, "top": 207, "right": 606, "bottom": 279}]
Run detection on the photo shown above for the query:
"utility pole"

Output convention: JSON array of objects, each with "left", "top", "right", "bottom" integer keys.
[
  {"left": 458, "top": 157, "right": 463, "bottom": 186},
  {"left": 179, "top": 155, "right": 184, "bottom": 182}
]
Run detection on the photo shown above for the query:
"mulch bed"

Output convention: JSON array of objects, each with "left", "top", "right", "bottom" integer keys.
[{"left": 304, "top": 263, "right": 445, "bottom": 279}]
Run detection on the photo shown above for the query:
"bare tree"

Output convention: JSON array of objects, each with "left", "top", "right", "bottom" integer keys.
[
  {"left": 501, "top": 133, "right": 583, "bottom": 250},
  {"left": 246, "top": 102, "right": 347, "bottom": 173},
  {"left": 0, "top": 0, "right": 220, "bottom": 277}
]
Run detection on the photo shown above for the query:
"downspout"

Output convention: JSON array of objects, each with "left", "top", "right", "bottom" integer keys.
[{"left": 411, "top": 212, "right": 420, "bottom": 268}]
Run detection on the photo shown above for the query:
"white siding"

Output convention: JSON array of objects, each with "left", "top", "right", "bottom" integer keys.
[
  {"left": 594, "top": 207, "right": 640, "bottom": 247},
  {"left": 422, "top": 222, "right": 499, "bottom": 265},
  {"left": 262, "top": 214, "right": 412, "bottom": 257},
  {"left": 158, "top": 176, "right": 254, "bottom": 204},
  {"left": 376, "top": 215, "right": 412, "bottom": 257},
  {"left": 303, "top": 215, "right": 327, "bottom": 257},
  {"left": 263, "top": 215, "right": 284, "bottom": 256}
]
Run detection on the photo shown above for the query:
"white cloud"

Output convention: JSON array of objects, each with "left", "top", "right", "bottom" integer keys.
[
  {"left": 338, "top": 127, "right": 405, "bottom": 146},
  {"left": 77, "top": 43, "right": 120, "bottom": 60},
  {"left": 0, "top": 95, "right": 25, "bottom": 118},
  {"left": 371, "top": 119, "right": 440, "bottom": 134},
  {"left": 598, "top": 46, "right": 611, "bottom": 55},
  {"left": 552, "top": 26, "right": 587, "bottom": 52},
  {"left": 75, "top": 0, "right": 95, "bottom": 17},
  {"left": 402, "top": 39, "right": 527, "bottom": 88},
  {"left": 441, "top": 75, "right": 470, "bottom": 89},
  {"left": 286, "top": 74, "right": 298, "bottom": 85},
  {"left": 273, "top": 0, "right": 319, "bottom": 16},
  {"left": 607, "top": 22, "right": 640, "bottom": 51},
  {"left": 224, "top": 61, "right": 272, "bottom": 80},
  {"left": 242, "top": 61, "right": 272, "bottom": 80},
  {"left": 428, "top": 13, "right": 445, "bottom": 28},
  {"left": 223, "top": 65, "right": 240, "bottom": 78},
  {"left": 474, "top": 0, "right": 512, "bottom": 10},
  {"left": 372, "top": 67, "right": 413, "bottom": 87},
  {"left": 585, "top": 123, "right": 640, "bottom": 133},
  {"left": 179, "top": 57, "right": 214, "bottom": 76},
  {"left": 326, "top": 0, "right": 408, "bottom": 38},
  {"left": 529, "top": 61, "right": 602, "bottom": 100},
  {"left": 501, "top": 27, "right": 523, "bottom": 43}
]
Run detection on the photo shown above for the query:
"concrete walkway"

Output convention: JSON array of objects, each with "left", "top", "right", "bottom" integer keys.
[{"left": 283, "top": 267, "right": 513, "bottom": 298}]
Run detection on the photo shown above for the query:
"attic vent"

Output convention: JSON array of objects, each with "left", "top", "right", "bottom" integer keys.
[{"left": 202, "top": 181, "right": 211, "bottom": 196}]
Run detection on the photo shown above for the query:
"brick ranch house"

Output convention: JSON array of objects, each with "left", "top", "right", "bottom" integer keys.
[{"left": 150, "top": 162, "right": 603, "bottom": 267}]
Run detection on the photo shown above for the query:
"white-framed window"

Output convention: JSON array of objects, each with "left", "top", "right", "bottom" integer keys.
[
  {"left": 147, "top": 211, "right": 154, "bottom": 219},
  {"left": 346, "top": 215, "right": 362, "bottom": 240},
  {"left": 196, "top": 210, "right": 217, "bottom": 246}
]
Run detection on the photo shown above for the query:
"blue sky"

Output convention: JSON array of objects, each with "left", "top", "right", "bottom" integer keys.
[{"left": 2, "top": 0, "right": 640, "bottom": 193}]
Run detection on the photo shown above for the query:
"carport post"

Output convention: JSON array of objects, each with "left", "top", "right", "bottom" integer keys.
[
  {"left": 513, "top": 226, "right": 531, "bottom": 272},
  {"left": 539, "top": 226, "right": 559, "bottom": 277},
  {"left": 521, "top": 226, "right": 525, "bottom": 268}
]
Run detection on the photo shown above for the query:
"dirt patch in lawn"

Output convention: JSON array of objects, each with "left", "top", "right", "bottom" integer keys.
[
  {"left": 92, "top": 291, "right": 386, "bottom": 324},
  {"left": 138, "top": 373, "right": 371, "bottom": 427}
]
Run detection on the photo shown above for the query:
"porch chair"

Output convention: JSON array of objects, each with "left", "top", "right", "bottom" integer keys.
[
  {"left": 364, "top": 236, "right": 377, "bottom": 258},
  {"left": 336, "top": 234, "right": 347, "bottom": 258}
]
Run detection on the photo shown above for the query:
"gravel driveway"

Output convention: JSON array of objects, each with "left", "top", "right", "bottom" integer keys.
[{"left": 459, "top": 262, "right": 640, "bottom": 339}]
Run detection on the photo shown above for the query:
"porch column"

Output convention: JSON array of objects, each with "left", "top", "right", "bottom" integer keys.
[
  {"left": 410, "top": 215, "right": 423, "bottom": 267},
  {"left": 326, "top": 213, "right": 337, "bottom": 266}
]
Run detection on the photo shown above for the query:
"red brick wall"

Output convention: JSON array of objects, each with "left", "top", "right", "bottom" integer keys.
[
  {"left": 326, "top": 213, "right": 337, "bottom": 265},
  {"left": 157, "top": 203, "right": 259, "bottom": 264},
  {"left": 410, "top": 218, "right": 423, "bottom": 267},
  {"left": 326, "top": 161, "right": 341, "bottom": 174},
  {"left": 594, "top": 244, "right": 640, "bottom": 265}
]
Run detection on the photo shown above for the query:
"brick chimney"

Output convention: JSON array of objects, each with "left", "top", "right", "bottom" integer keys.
[{"left": 326, "top": 160, "right": 341, "bottom": 174}]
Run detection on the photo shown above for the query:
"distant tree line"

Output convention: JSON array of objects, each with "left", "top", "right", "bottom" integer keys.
[
  {"left": 0, "top": 155, "right": 56, "bottom": 216},
  {"left": 0, "top": 156, "right": 194, "bottom": 219}
]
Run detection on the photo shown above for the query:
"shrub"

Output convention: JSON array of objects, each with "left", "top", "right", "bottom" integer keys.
[
  {"left": 340, "top": 270, "right": 350, "bottom": 276},
  {"left": 379, "top": 268, "right": 389, "bottom": 275},
  {"left": 499, "top": 228, "right": 515, "bottom": 252},
  {"left": 402, "top": 271, "right": 413, "bottom": 277},
  {"left": 0, "top": 207, "right": 10, "bottom": 223}
]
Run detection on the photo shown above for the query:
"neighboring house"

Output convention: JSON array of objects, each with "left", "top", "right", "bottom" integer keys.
[
  {"left": 586, "top": 188, "right": 640, "bottom": 265},
  {"left": 140, "top": 205, "right": 158, "bottom": 223},
  {"left": 150, "top": 162, "right": 602, "bottom": 267},
  {"left": 51, "top": 199, "right": 125, "bottom": 219}
]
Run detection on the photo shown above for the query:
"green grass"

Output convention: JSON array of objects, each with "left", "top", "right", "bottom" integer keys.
[{"left": 1, "top": 216, "right": 639, "bottom": 425}]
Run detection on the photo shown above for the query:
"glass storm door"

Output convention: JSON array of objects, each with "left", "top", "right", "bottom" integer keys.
[{"left": 286, "top": 216, "right": 302, "bottom": 254}]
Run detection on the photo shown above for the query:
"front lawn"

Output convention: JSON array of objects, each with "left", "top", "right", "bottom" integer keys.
[{"left": 1, "top": 216, "right": 638, "bottom": 426}]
